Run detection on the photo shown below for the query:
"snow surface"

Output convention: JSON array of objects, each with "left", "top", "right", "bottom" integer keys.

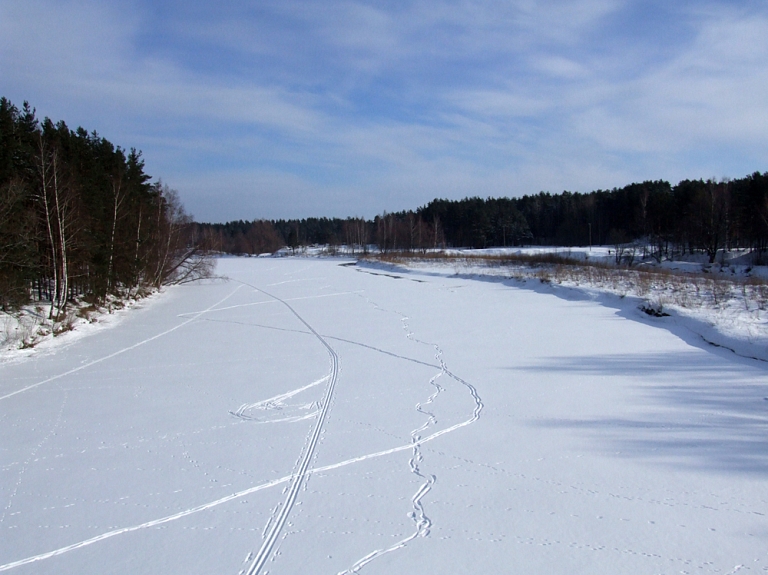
[
  {"left": 1, "top": 257, "right": 767, "bottom": 574},
  {"left": 366, "top": 255, "right": 768, "bottom": 363}
]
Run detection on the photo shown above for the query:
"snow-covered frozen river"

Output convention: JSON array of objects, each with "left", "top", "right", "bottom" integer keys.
[{"left": 1, "top": 258, "right": 766, "bottom": 574}]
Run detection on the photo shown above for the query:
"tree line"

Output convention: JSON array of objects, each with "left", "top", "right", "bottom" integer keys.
[
  {"left": 200, "top": 173, "right": 768, "bottom": 264},
  {"left": 0, "top": 98, "right": 211, "bottom": 314}
]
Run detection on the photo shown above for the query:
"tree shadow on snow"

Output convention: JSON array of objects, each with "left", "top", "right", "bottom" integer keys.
[
  {"left": 521, "top": 351, "right": 768, "bottom": 477},
  {"left": 355, "top": 261, "right": 768, "bottom": 476}
]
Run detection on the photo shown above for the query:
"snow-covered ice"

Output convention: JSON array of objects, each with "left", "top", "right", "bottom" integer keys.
[{"left": 1, "top": 258, "right": 766, "bottom": 574}]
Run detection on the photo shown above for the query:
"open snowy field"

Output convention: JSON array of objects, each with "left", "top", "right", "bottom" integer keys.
[{"left": 1, "top": 257, "right": 767, "bottom": 574}]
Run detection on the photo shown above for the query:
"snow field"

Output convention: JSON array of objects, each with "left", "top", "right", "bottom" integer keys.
[{"left": 0, "top": 258, "right": 766, "bottom": 574}]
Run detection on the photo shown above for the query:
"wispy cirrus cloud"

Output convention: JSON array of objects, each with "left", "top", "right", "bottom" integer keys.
[{"left": 2, "top": 0, "right": 767, "bottom": 221}]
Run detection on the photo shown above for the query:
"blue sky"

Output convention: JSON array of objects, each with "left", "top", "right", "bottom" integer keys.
[{"left": 2, "top": 0, "right": 767, "bottom": 222}]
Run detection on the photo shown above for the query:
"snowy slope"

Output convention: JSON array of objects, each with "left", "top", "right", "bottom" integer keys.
[{"left": 1, "top": 258, "right": 766, "bottom": 574}]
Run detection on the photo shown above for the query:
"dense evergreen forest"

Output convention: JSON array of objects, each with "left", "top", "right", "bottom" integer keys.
[
  {"left": 0, "top": 98, "right": 211, "bottom": 314},
  {"left": 202, "top": 173, "right": 768, "bottom": 264}
]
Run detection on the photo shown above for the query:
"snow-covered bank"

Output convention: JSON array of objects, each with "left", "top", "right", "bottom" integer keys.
[
  {"left": 0, "top": 291, "right": 168, "bottom": 365},
  {"left": 361, "top": 256, "right": 768, "bottom": 364},
  {"left": 1, "top": 258, "right": 766, "bottom": 574}
]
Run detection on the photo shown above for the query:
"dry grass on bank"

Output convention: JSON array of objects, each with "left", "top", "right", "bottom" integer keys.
[{"left": 367, "top": 251, "right": 768, "bottom": 314}]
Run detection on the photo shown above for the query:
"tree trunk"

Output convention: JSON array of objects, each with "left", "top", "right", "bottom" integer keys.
[
  {"left": 37, "top": 137, "right": 58, "bottom": 321},
  {"left": 52, "top": 151, "right": 68, "bottom": 318},
  {"left": 107, "top": 176, "right": 124, "bottom": 293}
]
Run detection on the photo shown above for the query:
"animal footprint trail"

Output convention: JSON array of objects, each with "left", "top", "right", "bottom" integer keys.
[
  {"left": 339, "top": 309, "right": 483, "bottom": 575},
  {"left": 337, "top": 384, "right": 441, "bottom": 573},
  {"left": 1, "top": 385, "right": 69, "bottom": 527},
  {"left": 0, "top": 264, "right": 488, "bottom": 574},
  {"left": 0, "top": 380, "right": 484, "bottom": 575}
]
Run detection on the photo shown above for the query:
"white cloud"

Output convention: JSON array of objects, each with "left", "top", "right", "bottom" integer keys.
[
  {"left": 571, "top": 9, "right": 768, "bottom": 153},
  {"left": 3, "top": 0, "right": 767, "bottom": 221},
  {"left": 531, "top": 55, "right": 590, "bottom": 79}
]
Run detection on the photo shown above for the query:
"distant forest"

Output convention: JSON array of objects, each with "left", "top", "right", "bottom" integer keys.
[
  {"left": 200, "top": 173, "right": 768, "bottom": 264},
  {"left": 0, "top": 98, "right": 210, "bottom": 313},
  {"left": 4, "top": 96, "right": 768, "bottom": 315}
]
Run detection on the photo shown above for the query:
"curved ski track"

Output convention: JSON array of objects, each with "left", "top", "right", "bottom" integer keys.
[
  {"left": 230, "top": 376, "right": 326, "bottom": 424},
  {"left": 0, "top": 277, "right": 486, "bottom": 574},
  {"left": 234, "top": 280, "right": 341, "bottom": 575},
  {"left": 0, "top": 381, "right": 482, "bottom": 574}
]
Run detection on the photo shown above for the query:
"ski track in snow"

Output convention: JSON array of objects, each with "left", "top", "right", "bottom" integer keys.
[
  {"left": 197, "top": 315, "right": 441, "bottom": 371},
  {"left": 230, "top": 279, "right": 341, "bottom": 575},
  {"left": 0, "top": 285, "right": 244, "bottom": 402},
  {"left": 175, "top": 290, "right": 362, "bottom": 317},
  {"left": 338, "top": 319, "right": 442, "bottom": 574},
  {"left": 0, "top": 271, "right": 487, "bottom": 574},
  {"left": 338, "top": 294, "right": 484, "bottom": 574},
  {"left": 0, "top": 376, "right": 482, "bottom": 573},
  {"left": 0, "top": 398, "right": 486, "bottom": 573},
  {"left": 4, "top": 262, "right": 767, "bottom": 574},
  {"left": 230, "top": 376, "right": 327, "bottom": 424}
]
